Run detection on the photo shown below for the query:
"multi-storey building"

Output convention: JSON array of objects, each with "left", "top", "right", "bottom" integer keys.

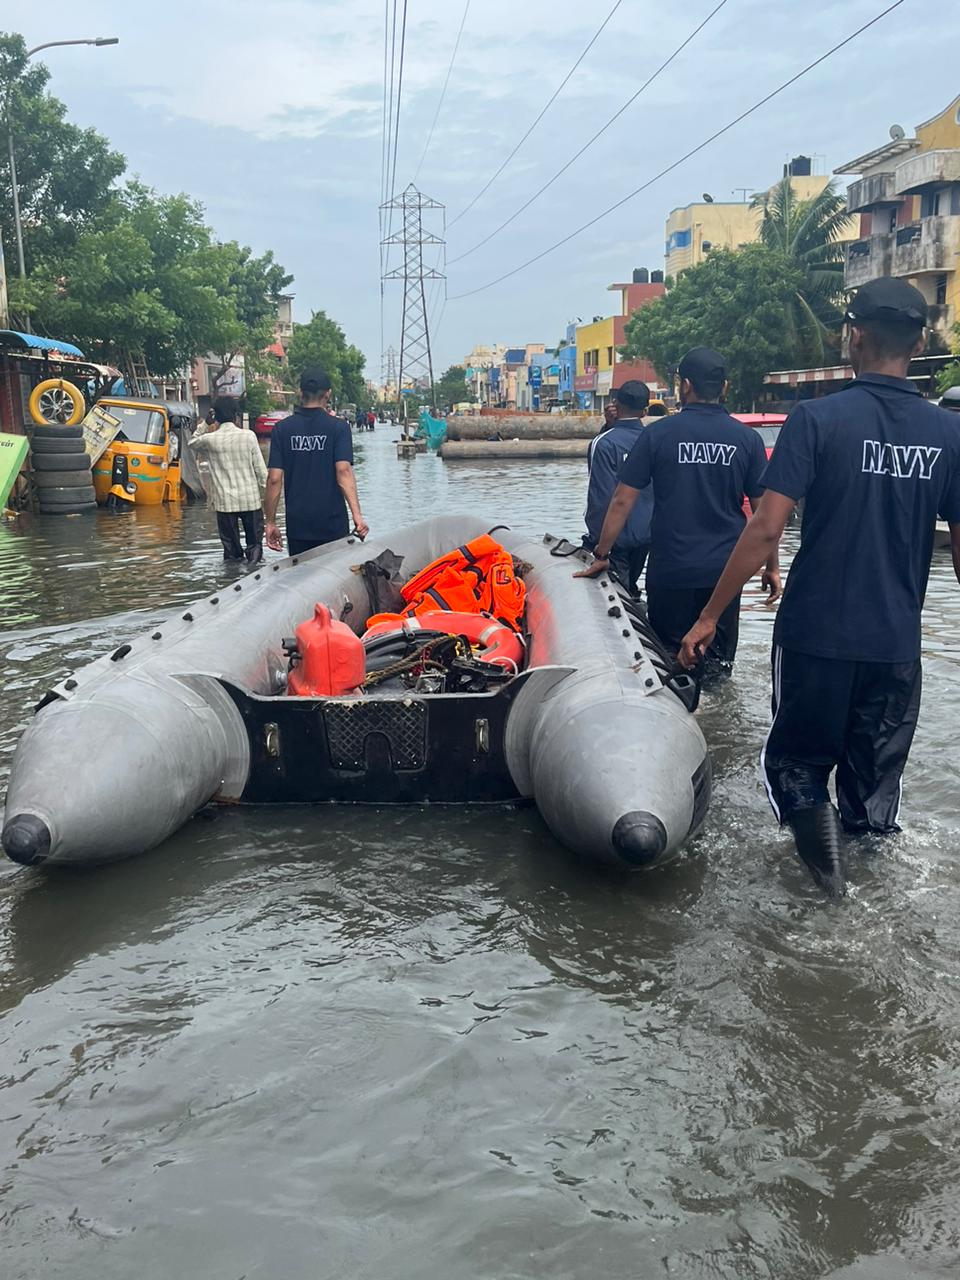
[
  {"left": 836, "top": 96, "right": 960, "bottom": 349},
  {"left": 574, "top": 270, "right": 667, "bottom": 412},
  {"left": 664, "top": 156, "right": 853, "bottom": 279}
]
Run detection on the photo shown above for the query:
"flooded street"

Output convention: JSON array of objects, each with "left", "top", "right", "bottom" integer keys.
[{"left": 2, "top": 429, "right": 960, "bottom": 1279}]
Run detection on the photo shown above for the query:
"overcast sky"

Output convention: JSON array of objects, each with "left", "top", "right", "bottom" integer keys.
[{"left": 14, "top": 0, "right": 952, "bottom": 374}]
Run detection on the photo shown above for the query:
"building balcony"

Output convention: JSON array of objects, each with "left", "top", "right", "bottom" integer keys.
[
  {"left": 844, "top": 234, "right": 893, "bottom": 287},
  {"left": 892, "top": 216, "right": 959, "bottom": 275},
  {"left": 846, "top": 172, "right": 899, "bottom": 213},
  {"left": 895, "top": 149, "right": 960, "bottom": 194}
]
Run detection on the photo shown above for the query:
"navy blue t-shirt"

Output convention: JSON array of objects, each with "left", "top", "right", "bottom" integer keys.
[
  {"left": 267, "top": 407, "right": 354, "bottom": 542},
  {"left": 585, "top": 418, "right": 653, "bottom": 549},
  {"left": 763, "top": 373, "right": 960, "bottom": 664},
  {"left": 619, "top": 402, "right": 767, "bottom": 588}
]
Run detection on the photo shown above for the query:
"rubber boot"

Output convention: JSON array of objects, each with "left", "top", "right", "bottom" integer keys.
[{"left": 788, "top": 802, "right": 846, "bottom": 900}]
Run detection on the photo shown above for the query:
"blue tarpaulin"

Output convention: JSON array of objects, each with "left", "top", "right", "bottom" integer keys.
[
  {"left": 0, "top": 330, "right": 85, "bottom": 358},
  {"left": 417, "top": 409, "right": 447, "bottom": 450}
]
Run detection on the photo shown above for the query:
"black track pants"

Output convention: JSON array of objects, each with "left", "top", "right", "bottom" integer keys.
[
  {"left": 609, "top": 544, "right": 649, "bottom": 597},
  {"left": 647, "top": 584, "right": 741, "bottom": 684},
  {"left": 761, "top": 644, "right": 922, "bottom": 833}
]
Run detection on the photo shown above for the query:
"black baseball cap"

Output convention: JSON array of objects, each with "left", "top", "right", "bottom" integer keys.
[
  {"left": 678, "top": 347, "right": 726, "bottom": 385},
  {"left": 300, "top": 366, "right": 331, "bottom": 396},
  {"left": 845, "top": 278, "right": 927, "bottom": 327},
  {"left": 613, "top": 380, "right": 650, "bottom": 411}
]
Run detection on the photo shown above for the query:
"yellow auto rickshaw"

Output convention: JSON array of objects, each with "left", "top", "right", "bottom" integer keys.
[{"left": 87, "top": 398, "right": 203, "bottom": 508}]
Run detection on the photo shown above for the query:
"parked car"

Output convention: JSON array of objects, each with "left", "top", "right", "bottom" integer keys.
[
  {"left": 731, "top": 412, "right": 787, "bottom": 461},
  {"left": 253, "top": 411, "right": 288, "bottom": 439},
  {"left": 731, "top": 413, "right": 787, "bottom": 519}
]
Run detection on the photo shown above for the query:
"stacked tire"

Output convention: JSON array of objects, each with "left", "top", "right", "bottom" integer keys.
[{"left": 29, "top": 425, "right": 97, "bottom": 516}]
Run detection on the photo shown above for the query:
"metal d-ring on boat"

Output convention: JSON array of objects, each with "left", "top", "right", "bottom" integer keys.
[{"left": 0, "top": 516, "right": 711, "bottom": 871}]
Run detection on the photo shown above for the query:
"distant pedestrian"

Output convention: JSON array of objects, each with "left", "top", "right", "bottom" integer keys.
[
  {"left": 678, "top": 279, "right": 960, "bottom": 898},
  {"left": 265, "top": 367, "right": 368, "bottom": 556},
  {"left": 578, "top": 348, "right": 779, "bottom": 683},
  {"left": 189, "top": 396, "right": 267, "bottom": 564},
  {"left": 583, "top": 380, "right": 653, "bottom": 595},
  {"left": 367, "top": 409, "right": 376, "bottom": 430}
]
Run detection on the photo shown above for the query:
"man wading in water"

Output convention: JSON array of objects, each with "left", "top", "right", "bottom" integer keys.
[
  {"left": 265, "top": 367, "right": 368, "bottom": 555},
  {"left": 582, "top": 381, "right": 654, "bottom": 596},
  {"left": 679, "top": 279, "right": 960, "bottom": 898},
  {"left": 577, "top": 347, "right": 780, "bottom": 683}
]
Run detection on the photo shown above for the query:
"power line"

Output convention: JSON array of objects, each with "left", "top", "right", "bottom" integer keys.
[
  {"left": 387, "top": 0, "right": 409, "bottom": 209},
  {"left": 382, "top": 0, "right": 400, "bottom": 279},
  {"left": 380, "top": 0, "right": 393, "bottom": 210},
  {"left": 448, "top": 0, "right": 625, "bottom": 229},
  {"left": 379, "top": 0, "right": 392, "bottom": 363},
  {"left": 414, "top": 0, "right": 471, "bottom": 184},
  {"left": 448, "top": 0, "right": 907, "bottom": 300},
  {"left": 449, "top": 0, "right": 729, "bottom": 264}
]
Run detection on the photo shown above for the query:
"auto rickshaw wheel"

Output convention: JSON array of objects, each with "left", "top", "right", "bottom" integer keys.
[{"left": 29, "top": 378, "right": 85, "bottom": 427}]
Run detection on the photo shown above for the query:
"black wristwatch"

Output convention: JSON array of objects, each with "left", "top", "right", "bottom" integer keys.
[{"left": 594, "top": 547, "right": 609, "bottom": 561}]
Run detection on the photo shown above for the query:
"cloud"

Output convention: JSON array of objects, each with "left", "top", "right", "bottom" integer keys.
[{"left": 13, "top": 0, "right": 955, "bottom": 370}]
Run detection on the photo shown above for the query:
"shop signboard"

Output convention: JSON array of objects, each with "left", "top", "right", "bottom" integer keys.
[{"left": 0, "top": 431, "right": 28, "bottom": 509}]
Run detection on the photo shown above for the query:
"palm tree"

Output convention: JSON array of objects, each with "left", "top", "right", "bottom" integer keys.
[{"left": 752, "top": 177, "right": 854, "bottom": 365}]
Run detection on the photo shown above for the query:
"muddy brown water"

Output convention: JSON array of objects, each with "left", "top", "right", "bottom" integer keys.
[{"left": 2, "top": 430, "right": 960, "bottom": 1278}]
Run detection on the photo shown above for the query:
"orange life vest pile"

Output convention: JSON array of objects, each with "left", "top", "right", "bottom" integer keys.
[{"left": 364, "top": 534, "right": 526, "bottom": 669}]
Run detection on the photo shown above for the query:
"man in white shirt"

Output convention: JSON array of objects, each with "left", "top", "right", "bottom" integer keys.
[{"left": 189, "top": 397, "right": 268, "bottom": 563}]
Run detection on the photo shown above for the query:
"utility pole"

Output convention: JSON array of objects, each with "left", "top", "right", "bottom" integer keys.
[{"left": 381, "top": 184, "right": 444, "bottom": 426}]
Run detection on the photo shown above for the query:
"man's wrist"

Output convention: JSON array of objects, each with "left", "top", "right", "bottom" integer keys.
[{"left": 594, "top": 545, "right": 610, "bottom": 560}]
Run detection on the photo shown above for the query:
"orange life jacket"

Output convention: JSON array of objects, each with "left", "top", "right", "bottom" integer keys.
[{"left": 366, "top": 534, "right": 526, "bottom": 632}]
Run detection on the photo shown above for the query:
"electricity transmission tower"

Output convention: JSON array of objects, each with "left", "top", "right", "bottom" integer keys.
[
  {"left": 381, "top": 185, "right": 444, "bottom": 415},
  {"left": 381, "top": 344, "right": 398, "bottom": 396}
]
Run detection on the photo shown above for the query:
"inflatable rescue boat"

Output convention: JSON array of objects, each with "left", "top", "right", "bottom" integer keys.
[{"left": 1, "top": 516, "right": 711, "bottom": 871}]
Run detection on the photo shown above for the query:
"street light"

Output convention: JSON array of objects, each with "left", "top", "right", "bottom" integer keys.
[{"left": 5, "top": 37, "right": 120, "bottom": 279}]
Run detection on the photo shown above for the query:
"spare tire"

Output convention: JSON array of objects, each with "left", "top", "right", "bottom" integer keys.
[
  {"left": 30, "top": 424, "right": 84, "bottom": 441},
  {"left": 38, "top": 501, "right": 97, "bottom": 515},
  {"left": 29, "top": 378, "right": 85, "bottom": 426},
  {"left": 29, "top": 435, "right": 87, "bottom": 454},
  {"left": 38, "top": 486, "right": 97, "bottom": 504},
  {"left": 31, "top": 452, "right": 91, "bottom": 472},
  {"left": 33, "top": 470, "right": 95, "bottom": 489}
]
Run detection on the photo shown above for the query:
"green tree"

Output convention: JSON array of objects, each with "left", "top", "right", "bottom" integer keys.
[
  {"left": 936, "top": 323, "right": 960, "bottom": 394},
  {"left": 242, "top": 377, "right": 285, "bottom": 423},
  {"left": 285, "top": 311, "right": 367, "bottom": 405},
  {"left": 207, "top": 243, "right": 293, "bottom": 395},
  {"left": 433, "top": 365, "right": 472, "bottom": 409},
  {"left": 752, "top": 177, "right": 853, "bottom": 364},
  {"left": 621, "top": 245, "right": 806, "bottom": 408},
  {"left": 0, "top": 32, "right": 125, "bottom": 271},
  {"left": 22, "top": 183, "right": 229, "bottom": 374}
]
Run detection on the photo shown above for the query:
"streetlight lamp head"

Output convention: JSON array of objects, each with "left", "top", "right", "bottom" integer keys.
[{"left": 94, "top": 37, "right": 120, "bottom": 46}]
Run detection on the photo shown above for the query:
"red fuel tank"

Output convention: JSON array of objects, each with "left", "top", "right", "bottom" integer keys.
[{"left": 286, "top": 603, "right": 365, "bottom": 697}]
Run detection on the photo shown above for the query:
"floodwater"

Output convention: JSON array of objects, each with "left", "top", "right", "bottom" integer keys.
[{"left": 2, "top": 428, "right": 960, "bottom": 1279}]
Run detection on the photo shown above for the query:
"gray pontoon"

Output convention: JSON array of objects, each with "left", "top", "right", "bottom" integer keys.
[{"left": 2, "top": 516, "right": 710, "bottom": 870}]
